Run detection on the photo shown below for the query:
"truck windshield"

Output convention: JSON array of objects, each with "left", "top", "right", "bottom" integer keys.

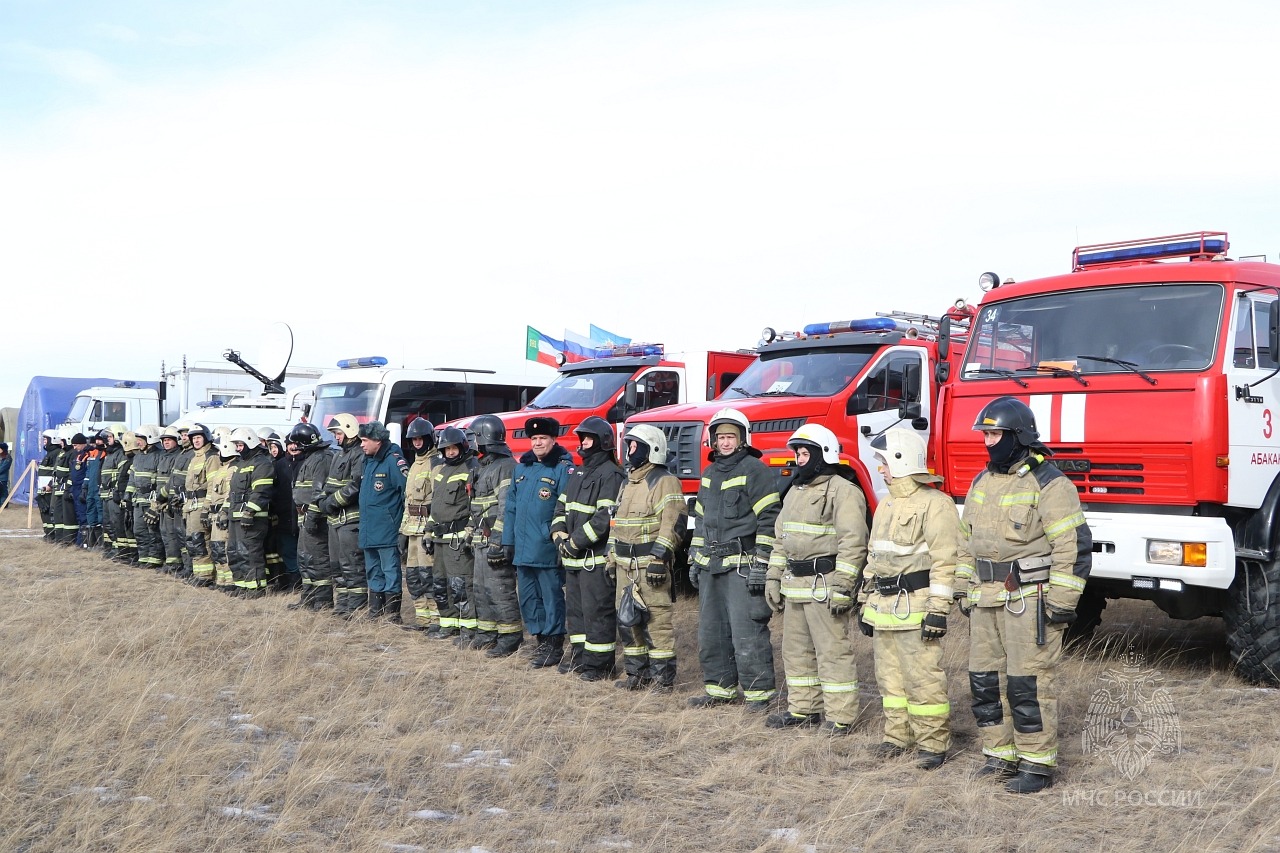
[
  {"left": 528, "top": 367, "right": 633, "bottom": 409},
  {"left": 311, "top": 382, "right": 383, "bottom": 427},
  {"left": 65, "top": 395, "right": 91, "bottom": 424},
  {"left": 719, "top": 347, "right": 875, "bottom": 399},
  {"left": 963, "top": 283, "right": 1224, "bottom": 377}
]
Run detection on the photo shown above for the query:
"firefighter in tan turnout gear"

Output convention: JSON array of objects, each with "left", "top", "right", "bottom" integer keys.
[
  {"left": 956, "top": 396, "right": 1092, "bottom": 794},
  {"left": 182, "top": 423, "right": 221, "bottom": 587},
  {"left": 608, "top": 423, "right": 687, "bottom": 692},
  {"left": 860, "top": 428, "right": 962, "bottom": 769},
  {"left": 764, "top": 424, "right": 867, "bottom": 734},
  {"left": 399, "top": 418, "right": 438, "bottom": 631}
]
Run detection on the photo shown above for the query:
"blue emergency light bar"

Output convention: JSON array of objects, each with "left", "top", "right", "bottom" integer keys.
[
  {"left": 1074, "top": 231, "right": 1229, "bottom": 271},
  {"left": 337, "top": 356, "right": 389, "bottom": 369},
  {"left": 600, "top": 343, "right": 664, "bottom": 358},
  {"left": 803, "top": 318, "right": 898, "bottom": 336},
  {"left": 197, "top": 400, "right": 226, "bottom": 408}
]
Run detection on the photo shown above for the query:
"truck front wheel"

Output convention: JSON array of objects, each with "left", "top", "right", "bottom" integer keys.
[{"left": 1224, "top": 557, "right": 1280, "bottom": 686}]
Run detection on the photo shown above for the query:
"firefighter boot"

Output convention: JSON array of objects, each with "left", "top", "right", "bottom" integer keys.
[
  {"left": 975, "top": 757, "right": 1020, "bottom": 780},
  {"left": 524, "top": 634, "right": 546, "bottom": 658},
  {"left": 453, "top": 628, "right": 475, "bottom": 649},
  {"left": 766, "top": 712, "right": 821, "bottom": 730},
  {"left": 311, "top": 586, "right": 335, "bottom": 611},
  {"left": 1005, "top": 763, "right": 1054, "bottom": 794},
  {"left": 651, "top": 659, "right": 676, "bottom": 694},
  {"left": 470, "top": 632, "right": 497, "bottom": 651},
  {"left": 287, "top": 586, "right": 314, "bottom": 611},
  {"left": 384, "top": 594, "right": 403, "bottom": 624},
  {"left": 557, "top": 643, "right": 584, "bottom": 675},
  {"left": 366, "top": 591, "right": 386, "bottom": 620},
  {"left": 332, "top": 591, "right": 351, "bottom": 619},
  {"left": 531, "top": 635, "right": 565, "bottom": 669},
  {"left": 486, "top": 634, "right": 523, "bottom": 658},
  {"left": 917, "top": 751, "right": 948, "bottom": 771}
]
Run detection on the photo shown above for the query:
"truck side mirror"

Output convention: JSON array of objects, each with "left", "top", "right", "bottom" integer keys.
[
  {"left": 902, "top": 361, "right": 921, "bottom": 402},
  {"left": 897, "top": 401, "right": 922, "bottom": 419},
  {"left": 623, "top": 380, "right": 638, "bottom": 414},
  {"left": 938, "top": 316, "right": 951, "bottom": 360},
  {"left": 1270, "top": 300, "right": 1279, "bottom": 366},
  {"left": 847, "top": 389, "right": 870, "bottom": 415}
]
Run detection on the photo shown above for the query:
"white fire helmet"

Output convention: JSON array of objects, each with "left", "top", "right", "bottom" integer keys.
[
  {"left": 135, "top": 424, "right": 162, "bottom": 446},
  {"left": 623, "top": 423, "right": 669, "bottom": 466},
  {"left": 230, "top": 427, "right": 260, "bottom": 450},
  {"left": 326, "top": 413, "right": 360, "bottom": 440},
  {"left": 870, "top": 428, "right": 930, "bottom": 479},
  {"left": 708, "top": 407, "right": 751, "bottom": 447},
  {"left": 786, "top": 423, "right": 840, "bottom": 464}
]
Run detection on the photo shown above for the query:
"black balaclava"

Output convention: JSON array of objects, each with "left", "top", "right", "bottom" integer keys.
[
  {"left": 986, "top": 430, "right": 1023, "bottom": 471},
  {"left": 626, "top": 440, "right": 650, "bottom": 471},
  {"left": 791, "top": 442, "right": 824, "bottom": 486}
]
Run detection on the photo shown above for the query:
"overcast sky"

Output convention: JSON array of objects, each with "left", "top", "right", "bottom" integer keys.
[{"left": 4, "top": 0, "right": 1280, "bottom": 407}]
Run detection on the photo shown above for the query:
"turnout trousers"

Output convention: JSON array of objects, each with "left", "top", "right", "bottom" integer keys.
[
  {"left": 781, "top": 599, "right": 858, "bottom": 725},
  {"left": 565, "top": 565, "right": 616, "bottom": 673},
  {"left": 873, "top": 628, "right": 950, "bottom": 753},
  {"left": 329, "top": 521, "right": 365, "bottom": 613},
  {"left": 184, "top": 505, "right": 214, "bottom": 583},
  {"left": 134, "top": 503, "right": 165, "bottom": 569},
  {"left": 969, "top": 605, "right": 1065, "bottom": 768},
  {"left": 696, "top": 567, "right": 777, "bottom": 703},
  {"left": 615, "top": 570, "right": 675, "bottom": 686},
  {"left": 435, "top": 541, "right": 476, "bottom": 633},
  {"left": 404, "top": 534, "right": 438, "bottom": 628},
  {"left": 159, "top": 510, "right": 185, "bottom": 573},
  {"left": 229, "top": 517, "right": 269, "bottom": 593},
  {"left": 297, "top": 521, "right": 333, "bottom": 604},
  {"left": 473, "top": 557, "right": 522, "bottom": 646}
]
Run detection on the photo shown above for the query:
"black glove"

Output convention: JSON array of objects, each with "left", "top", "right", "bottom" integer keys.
[
  {"left": 423, "top": 539, "right": 435, "bottom": 556},
  {"left": 449, "top": 575, "right": 469, "bottom": 606},
  {"left": 644, "top": 559, "right": 668, "bottom": 587},
  {"left": 688, "top": 564, "right": 700, "bottom": 591},
  {"left": 215, "top": 510, "right": 229, "bottom": 531},
  {"left": 317, "top": 496, "right": 335, "bottom": 515},
  {"left": 486, "top": 544, "right": 509, "bottom": 568},
  {"left": 239, "top": 512, "right": 255, "bottom": 529},
  {"left": 143, "top": 507, "right": 161, "bottom": 528},
  {"left": 954, "top": 593, "right": 972, "bottom": 618},
  {"left": 78, "top": 486, "right": 87, "bottom": 502},
  {"left": 503, "top": 544, "right": 515, "bottom": 565},
  {"left": 1046, "top": 607, "right": 1076, "bottom": 624},
  {"left": 304, "top": 509, "right": 325, "bottom": 533},
  {"left": 171, "top": 495, "right": 184, "bottom": 512},
  {"left": 921, "top": 612, "right": 948, "bottom": 642},
  {"left": 746, "top": 553, "right": 769, "bottom": 596},
  {"left": 557, "top": 537, "right": 582, "bottom": 561},
  {"left": 858, "top": 617, "right": 875, "bottom": 637}
]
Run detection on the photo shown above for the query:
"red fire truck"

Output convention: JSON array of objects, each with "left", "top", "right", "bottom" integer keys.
[
  {"left": 449, "top": 345, "right": 758, "bottom": 461},
  {"left": 935, "top": 231, "right": 1280, "bottom": 684},
  {"left": 624, "top": 307, "right": 972, "bottom": 511}
]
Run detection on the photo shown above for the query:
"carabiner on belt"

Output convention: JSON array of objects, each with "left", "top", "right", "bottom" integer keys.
[{"left": 810, "top": 572, "right": 830, "bottom": 604}]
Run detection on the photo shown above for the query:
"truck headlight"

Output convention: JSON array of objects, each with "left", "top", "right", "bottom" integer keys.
[{"left": 1147, "top": 540, "right": 1207, "bottom": 567}]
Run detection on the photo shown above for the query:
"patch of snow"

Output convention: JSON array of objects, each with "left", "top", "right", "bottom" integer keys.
[
  {"left": 130, "top": 796, "right": 154, "bottom": 803},
  {"left": 381, "top": 844, "right": 427, "bottom": 853},
  {"left": 234, "top": 723, "right": 266, "bottom": 738},
  {"left": 482, "top": 807, "right": 508, "bottom": 816},
  {"left": 596, "top": 838, "right": 633, "bottom": 849},
  {"left": 229, "top": 713, "right": 253, "bottom": 723},
  {"left": 444, "top": 749, "right": 514, "bottom": 769},
  {"left": 218, "top": 806, "right": 277, "bottom": 823},
  {"left": 410, "top": 809, "right": 458, "bottom": 822}
]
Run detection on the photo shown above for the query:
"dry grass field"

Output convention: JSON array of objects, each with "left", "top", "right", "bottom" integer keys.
[{"left": 2, "top": 506, "right": 1279, "bottom": 853}]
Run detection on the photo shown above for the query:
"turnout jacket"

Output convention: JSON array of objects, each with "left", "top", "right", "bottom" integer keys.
[
  {"left": 470, "top": 445, "right": 516, "bottom": 551},
  {"left": 125, "top": 445, "right": 162, "bottom": 504},
  {"left": 552, "top": 450, "right": 625, "bottom": 570},
  {"left": 955, "top": 453, "right": 1092, "bottom": 614},
  {"left": 183, "top": 444, "right": 221, "bottom": 521},
  {"left": 154, "top": 445, "right": 183, "bottom": 511},
  {"left": 319, "top": 438, "right": 364, "bottom": 525},
  {"left": 358, "top": 442, "right": 408, "bottom": 548},
  {"left": 99, "top": 443, "right": 125, "bottom": 501},
  {"left": 502, "top": 443, "right": 573, "bottom": 569},
  {"left": 767, "top": 471, "right": 868, "bottom": 606},
  {"left": 293, "top": 446, "right": 335, "bottom": 516},
  {"left": 428, "top": 451, "right": 478, "bottom": 540},
  {"left": 399, "top": 449, "right": 435, "bottom": 537},
  {"left": 229, "top": 445, "right": 274, "bottom": 520},
  {"left": 608, "top": 461, "right": 686, "bottom": 570},
  {"left": 860, "top": 476, "right": 962, "bottom": 631},
  {"left": 692, "top": 446, "right": 781, "bottom": 573}
]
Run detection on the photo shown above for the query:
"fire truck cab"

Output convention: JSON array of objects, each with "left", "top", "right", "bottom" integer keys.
[{"left": 937, "top": 231, "right": 1280, "bottom": 683}]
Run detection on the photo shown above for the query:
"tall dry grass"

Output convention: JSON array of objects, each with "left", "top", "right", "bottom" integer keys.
[{"left": 1, "top": 507, "right": 1279, "bottom": 852}]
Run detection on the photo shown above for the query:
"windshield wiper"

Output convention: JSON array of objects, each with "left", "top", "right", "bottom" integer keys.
[
  {"left": 1015, "top": 365, "right": 1089, "bottom": 386},
  {"left": 756, "top": 390, "right": 803, "bottom": 397},
  {"left": 964, "top": 367, "right": 1029, "bottom": 388},
  {"left": 1077, "top": 355, "right": 1157, "bottom": 386},
  {"left": 729, "top": 386, "right": 756, "bottom": 398},
  {"left": 533, "top": 404, "right": 573, "bottom": 409}
]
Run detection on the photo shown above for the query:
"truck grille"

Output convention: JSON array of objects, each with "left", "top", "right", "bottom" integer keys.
[
  {"left": 1048, "top": 445, "right": 1192, "bottom": 501},
  {"left": 648, "top": 421, "right": 707, "bottom": 480}
]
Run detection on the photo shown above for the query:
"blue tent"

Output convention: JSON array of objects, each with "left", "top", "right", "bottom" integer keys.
[{"left": 9, "top": 377, "right": 150, "bottom": 506}]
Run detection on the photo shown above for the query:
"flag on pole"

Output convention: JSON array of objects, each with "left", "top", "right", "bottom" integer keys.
[
  {"left": 562, "top": 328, "right": 598, "bottom": 363},
  {"left": 589, "top": 324, "right": 630, "bottom": 348},
  {"left": 526, "top": 326, "right": 563, "bottom": 368}
]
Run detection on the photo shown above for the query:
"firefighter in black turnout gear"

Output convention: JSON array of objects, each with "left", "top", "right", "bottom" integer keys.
[
  {"left": 429, "top": 426, "right": 479, "bottom": 642},
  {"left": 290, "top": 422, "right": 337, "bottom": 610},
  {"left": 469, "top": 415, "right": 522, "bottom": 653},
  {"left": 552, "top": 416, "right": 626, "bottom": 680}
]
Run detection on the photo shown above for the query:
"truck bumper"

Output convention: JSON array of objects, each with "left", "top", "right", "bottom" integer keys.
[{"left": 1083, "top": 510, "right": 1235, "bottom": 591}]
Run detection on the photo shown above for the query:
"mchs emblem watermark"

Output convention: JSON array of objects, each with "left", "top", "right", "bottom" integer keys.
[
  {"left": 1082, "top": 650, "right": 1181, "bottom": 779},
  {"left": 1064, "top": 651, "right": 1200, "bottom": 807}
]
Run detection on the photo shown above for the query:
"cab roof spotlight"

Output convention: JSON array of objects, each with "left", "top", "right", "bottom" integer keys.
[{"left": 978, "top": 271, "right": 1001, "bottom": 292}]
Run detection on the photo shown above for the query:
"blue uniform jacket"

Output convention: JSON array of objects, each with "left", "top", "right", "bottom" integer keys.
[
  {"left": 358, "top": 441, "right": 408, "bottom": 549},
  {"left": 502, "top": 443, "right": 573, "bottom": 569}
]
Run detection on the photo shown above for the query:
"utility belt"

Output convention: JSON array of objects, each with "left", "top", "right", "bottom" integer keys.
[
  {"left": 614, "top": 541, "right": 654, "bottom": 559},
  {"left": 704, "top": 536, "right": 754, "bottom": 558},
  {"left": 432, "top": 517, "right": 469, "bottom": 537},
  {"left": 407, "top": 503, "right": 430, "bottom": 518},
  {"left": 974, "top": 555, "right": 1052, "bottom": 585},
  {"left": 871, "top": 569, "right": 930, "bottom": 596},
  {"left": 187, "top": 489, "right": 207, "bottom": 499},
  {"left": 787, "top": 555, "right": 837, "bottom": 577}
]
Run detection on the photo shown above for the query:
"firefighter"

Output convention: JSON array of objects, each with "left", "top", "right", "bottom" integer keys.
[
  {"left": 98, "top": 429, "right": 125, "bottom": 557},
  {"left": 428, "top": 426, "right": 479, "bottom": 643},
  {"left": 67, "top": 433, "right": 92, "bottom": 547},
  {"left": 37, "top": 430, "right": 60, "bottom": 541},
  {"left": 608, "top": 423, "right": 687, "bottom": 691},
  {"left": 182, "top": 423, "right": 221, "bottom": 587},
  {"left": 52, "top": 431, "right": 79, "bottom": 546},
  {"left": 81, "top": 433, "right": 106, "bottom": 548},
  {"left": 208, "top": 436, "right": 239, "bottom": 591},
  {"left": 469, "top": 415, "right": 522, "bottom": 654},
  {"left": 398, "top": 418, "right": 438, "bottom": 630},
  {"left": 317, "top": 414, "right": 366, "bottom": 617},
  {"left": 502, "top": 417, "right": 574, "bottom": 668},
  {"left": 956, "top": 396, "right": 1092, "bottom": 794},
  {"left": 689, "top": 408, "right": 781, "bottom": 709},
  {"left": 290, "top": 422, "right": 337, "bottom": 610},
  {"left": 227, "top": 427, "right": 274, "bottom": 598},
  {"left": 552, "top": 416, "right": 626, "bottom": 679},
  {"left": 262, "top": 429, "right": 300, "bottom": 593},
  {"left": 111, "top": 431, "right": 139, "bottom": 564},
  {"left": 357, "top": 421, "right": 408, "bottom": 621},
  {"left": 764, "top": 424, "right": 867, "bottom": 734},
  {"left": 860, "top": 429, "right": 962, "bottom": 769},
  {"left": 126, "top": 425, "right": 166, "bottom": 570},
  {"left": 154, "top": 425, "right": 186, "bottom": 574},
  {"left": 167, "top": 420, "right": 196, "bottom": 575}
]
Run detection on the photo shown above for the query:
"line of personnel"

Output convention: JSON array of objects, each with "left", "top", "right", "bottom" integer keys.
[{"left": 33, "top": 395, "right": 1089, "bottom": 795}]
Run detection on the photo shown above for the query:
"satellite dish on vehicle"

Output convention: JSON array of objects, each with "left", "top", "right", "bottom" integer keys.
[{"left": 257, "top": 323, "right": 294, "bottom": 387}]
